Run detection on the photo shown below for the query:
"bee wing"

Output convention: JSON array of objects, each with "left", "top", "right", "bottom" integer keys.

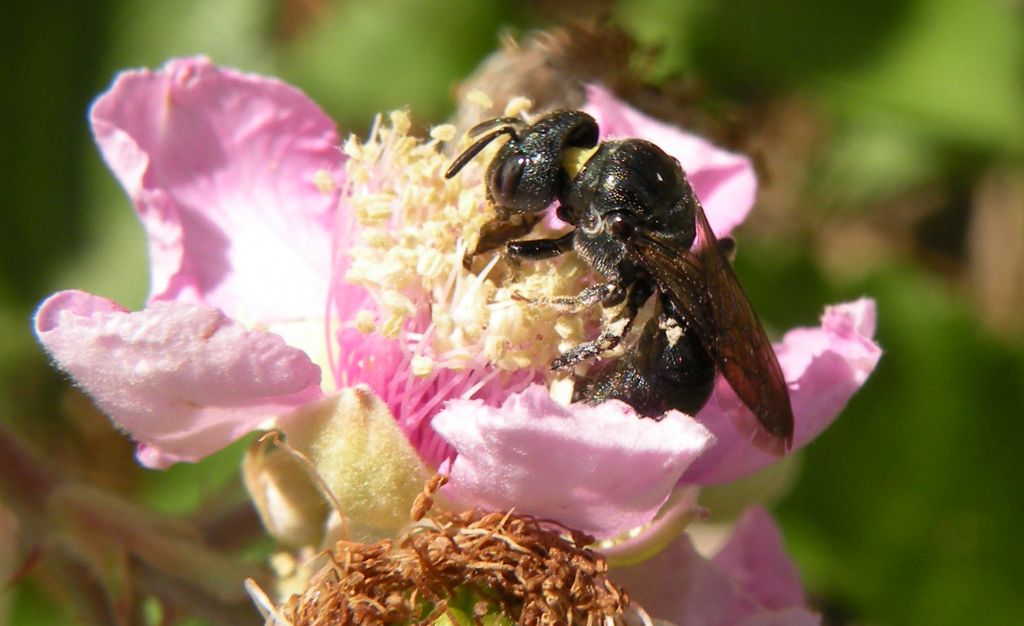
[{"left": 629, "top": 204, "right": 794, "bottom": 453}]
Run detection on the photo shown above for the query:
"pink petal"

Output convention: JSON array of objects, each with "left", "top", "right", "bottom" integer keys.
[
  {"left": 583, "top": 84, "right": 757, "bottom": 237},
  {"left": 34, "top": 290, "right": 323, "bottom": 468},
  {"left": 737, "top": 608, "right": 822, "bottom": 626},
  {"left": 712, "top": 507, "right": 806, "bottom": 610},
  {"left": 432, "top": 385, "right": 713, "bottom": 538},
  {"left": 612, "top": 531, "right": 759, "bottom": 626},
  {"left": 683, "top": 299, "right": 881, "bottom": 485},
  {"left": 90, "top": 56, "right": 343, "bottom": 324},
  {"left": 613, "top": 507, "right": 819, "bottom": 626}
]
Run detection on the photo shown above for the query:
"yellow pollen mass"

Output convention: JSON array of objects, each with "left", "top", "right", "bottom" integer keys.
[{"left": 562, "top": 145, "right": 599, "bottom": 179}]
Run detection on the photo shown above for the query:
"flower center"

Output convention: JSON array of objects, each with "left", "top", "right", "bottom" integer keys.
[{"left": 337, "top": 107, "right": 608, "bottom": 387}]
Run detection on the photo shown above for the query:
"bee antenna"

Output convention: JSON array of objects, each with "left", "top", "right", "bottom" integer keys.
[
  {"left": 445, "top": 126, "right": 518, "bottom": 179},
  {"left": 467, "top": 116, "right": 522, "bottom": 136}
]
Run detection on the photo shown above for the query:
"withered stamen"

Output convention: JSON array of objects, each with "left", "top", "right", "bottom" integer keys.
[{"left": 280, "top": 477, "right": 629, "bottom": 626}]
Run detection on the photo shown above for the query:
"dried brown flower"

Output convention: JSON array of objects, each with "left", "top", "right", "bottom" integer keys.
[{"left": 281, "top": 475, "right": 629, "bottom": 626}]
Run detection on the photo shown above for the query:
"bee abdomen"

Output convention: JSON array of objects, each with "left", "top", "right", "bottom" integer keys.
[{"left": 574, "top": 314, "right": 715, "bottom": 419}]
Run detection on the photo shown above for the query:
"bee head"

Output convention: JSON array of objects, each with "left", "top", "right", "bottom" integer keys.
[{"left": 446, "top": 110, "right": 599, "bottom": 217}]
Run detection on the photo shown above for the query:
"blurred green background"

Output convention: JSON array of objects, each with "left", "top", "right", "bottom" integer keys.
[{"left": 2, "top": 1, "right": 1022, "bottom": 624}]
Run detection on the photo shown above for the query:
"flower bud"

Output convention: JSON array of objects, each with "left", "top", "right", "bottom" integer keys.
[{"left": 284, "top": 386, "right": 429, "bottom": 533}]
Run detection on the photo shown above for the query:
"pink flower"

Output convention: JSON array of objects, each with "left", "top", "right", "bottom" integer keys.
[
  {"left": 34, "top": 59, "right": 879, "bottom": 550},
  {"left": 35, "top": 57, "right": 339, "bottom": 468},
  {"left": 33, "top": 57, "right": 872, "bottom": 625},
  {"left": 613, "top": 507, "right": 821, "bottom": 626},
  {"left": 432, "top": 88, "right": 881, "bottom": 535}
]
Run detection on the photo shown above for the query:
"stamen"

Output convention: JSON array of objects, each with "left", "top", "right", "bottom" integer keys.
[
  {"left": 467, "top": 90, "right": 494, "bottom": 109},
  {"left": 331, "top": 101, "right": 603, "bottom": 453},
  {"left": 278, "top": 481, "right": 631, "bottom": 626}
]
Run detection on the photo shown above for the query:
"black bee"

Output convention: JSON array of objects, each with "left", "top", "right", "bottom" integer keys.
[{"left": 446, "top": 109, "right": 794, "bottom": 453}]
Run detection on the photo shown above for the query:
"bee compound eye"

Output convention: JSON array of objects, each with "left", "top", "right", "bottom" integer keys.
[
  {"left": 489, "top": 154, "right": 528, "bottom": 204},
  {"left": 606, "top": 213, "right": 634, "bottom": 240}
]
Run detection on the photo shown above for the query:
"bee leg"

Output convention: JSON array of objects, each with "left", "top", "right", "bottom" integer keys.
[
  {"left": 506, "top": 231, "right": 575, "bottom": 260},
  {"left": 513, "top": 281, "right": 625, "bottom": 313},
  {"left": 466, "top": 213, "right": 544, "bottom": 261},
  {"left": 550, "top": 282, "right": 653, "bottom": 370},
  {"left": 551, "top": 316, "right": 633, "bottom": 370}
]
